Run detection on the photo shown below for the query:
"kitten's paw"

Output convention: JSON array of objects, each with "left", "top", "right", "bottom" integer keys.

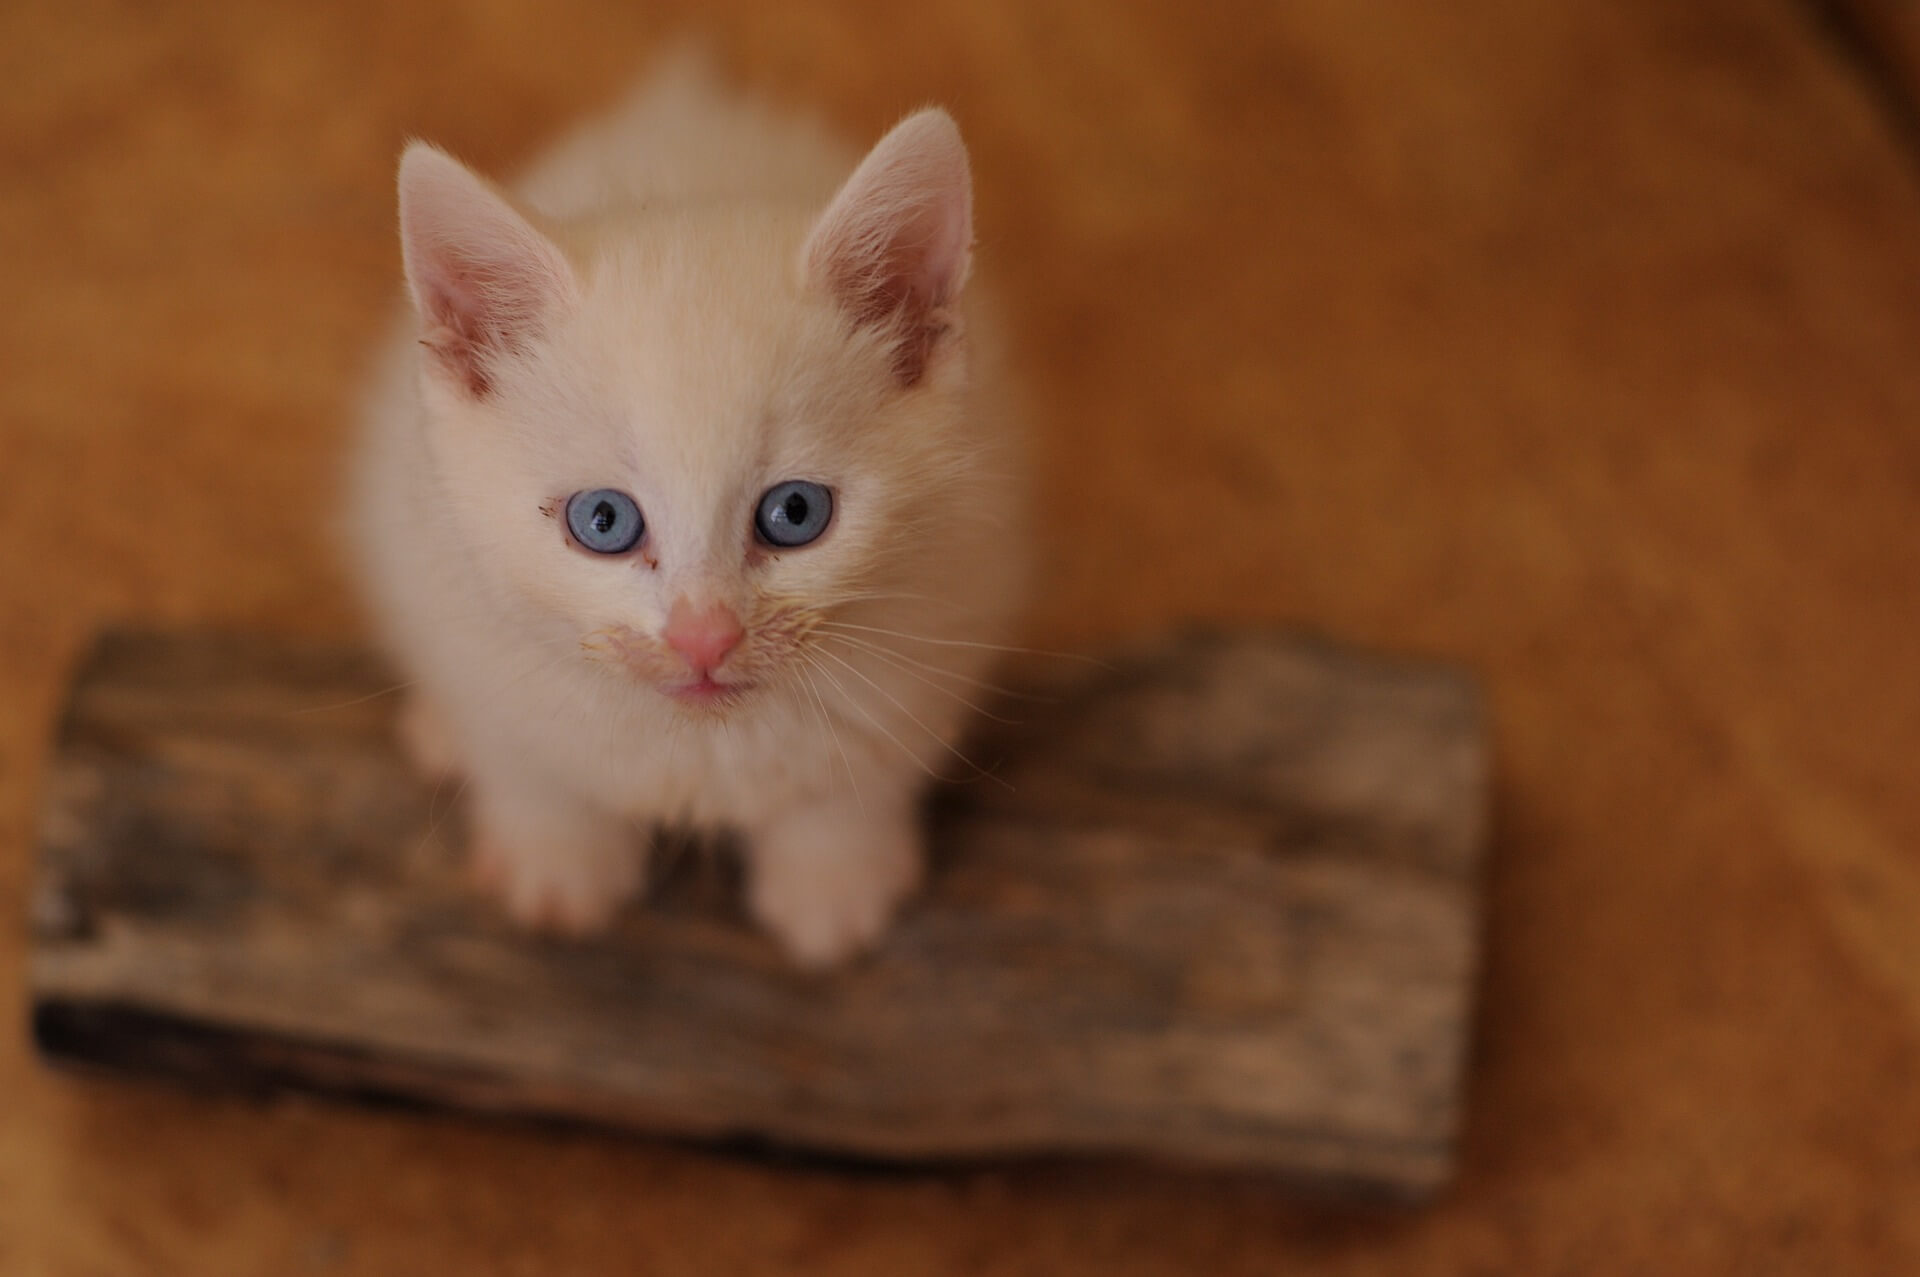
[
  {"left": 397, "top": 694, "right": 461, "bottom": 781},
  {"left": 747, "top": 804, "right": 923, "bottom": 969},
  {"left": 467, "top": 824, "right": 642, "bottom": 937}
]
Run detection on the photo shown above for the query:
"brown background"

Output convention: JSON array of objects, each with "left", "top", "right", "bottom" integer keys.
[{"left": 5, "top": 0, "right": 1920, "bottom": 1271}]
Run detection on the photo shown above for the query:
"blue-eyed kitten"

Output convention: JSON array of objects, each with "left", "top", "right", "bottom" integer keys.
[{"left": 347, "top": 56, "right": 1026, "bottom": 966}]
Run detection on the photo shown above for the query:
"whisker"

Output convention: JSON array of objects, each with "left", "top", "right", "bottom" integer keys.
[
  {"left": 813, "top": 632, "right": 1020, "bottom": 724},
  {"left": 801, "top": 651, "right": 949, "bottom": 786},
  {"left": 415, "top": 774, "right": 471, "bottom": 866},
  {"left": 812, "top": 647, "right": 1012, "bottom": 791},
  {"left": 793, "top": 661, "right": 864, "bottom": 818},
  {"left": 292, "top": 678, "right": 418, "bottom": 715},
  {"left": 813, "top": 627, "right": 1049, "bottom": 703},
  {"left": 815, "top": 620, "right": 1110, "bottom": 669}
]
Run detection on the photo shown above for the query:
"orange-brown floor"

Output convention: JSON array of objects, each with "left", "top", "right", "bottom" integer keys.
[{"left": 6, "top": 1, "right": 1920, "bottom": 1271}]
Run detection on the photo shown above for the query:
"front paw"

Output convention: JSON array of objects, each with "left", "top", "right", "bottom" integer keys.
[
  {"left": 747, "top": 805, "right": 924, "bottom": 968},
  {"left": 468, "top": 824, "right": 642, "bottom": 937}
]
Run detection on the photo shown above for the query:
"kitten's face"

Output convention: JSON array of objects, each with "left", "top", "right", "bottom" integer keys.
[
  {"left": 397, "top": 113, "right": 977, "bottom": 717},
  {"left": 434, "top": 221, "right": 956, "bottom": 713}
]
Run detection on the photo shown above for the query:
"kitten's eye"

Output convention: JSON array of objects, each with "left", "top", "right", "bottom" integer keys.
[
  {"left": 565, "top": 489, "right": 645, "bottom": 554},
  {"left": 754, "top": 480, "right": 833, "bottom": 548}
]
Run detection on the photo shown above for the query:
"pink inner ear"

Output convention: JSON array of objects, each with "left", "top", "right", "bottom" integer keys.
[
  {"left": 399, "top": 144, "right": 576, "bottom": 398},
  {"left": 804, "top": 109, "right": 973, "bottom": 384},
  {"left": 410, "top": 258, "right": 518, "bottom": 397}
]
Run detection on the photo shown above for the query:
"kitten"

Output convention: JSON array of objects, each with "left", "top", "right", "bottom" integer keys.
[{"left": 347, "top": 56, "right": 1026, "bottom": 967}]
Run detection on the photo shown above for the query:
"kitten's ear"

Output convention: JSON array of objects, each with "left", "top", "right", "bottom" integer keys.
[
  {"left": 398, "top": 142, "right": 577, "bottom": 397},
  {"left": 803, "top": 109, "right": 973, "bottom": 386}
]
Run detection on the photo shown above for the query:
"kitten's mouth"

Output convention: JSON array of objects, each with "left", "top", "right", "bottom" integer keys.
[{"left": 661, "top": 676, "right": 756, "bottom": 710}]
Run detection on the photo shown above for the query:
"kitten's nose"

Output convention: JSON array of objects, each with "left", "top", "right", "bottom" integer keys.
[{"left": 664, "top": 599, "right": 744, "bottom": 674}]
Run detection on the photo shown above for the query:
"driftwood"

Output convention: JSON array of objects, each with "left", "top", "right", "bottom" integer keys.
[{"left": 29, "top": 628, "right": 1489, "bottom": 1198}]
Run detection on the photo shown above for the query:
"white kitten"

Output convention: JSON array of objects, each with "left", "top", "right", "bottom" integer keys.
[{"left": 347, "top": 59, "right": 1026, "bottom": 967}]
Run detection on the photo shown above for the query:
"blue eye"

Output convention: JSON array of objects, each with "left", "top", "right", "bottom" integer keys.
[
  {"left": 755, "top": 480, "right": 833, "bottom": 548},
  {"left": 565, "top": 489, "right": 645, "bottom": 554}
]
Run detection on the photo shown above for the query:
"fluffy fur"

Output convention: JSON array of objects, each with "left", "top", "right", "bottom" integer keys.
[{"left": 348, "top": 57, "right": 1026, "bottom": 966}]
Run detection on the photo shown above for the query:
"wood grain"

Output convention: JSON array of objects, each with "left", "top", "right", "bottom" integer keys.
[{"left": 30, "top": 628, "right": 1487, "bottom": 1198}]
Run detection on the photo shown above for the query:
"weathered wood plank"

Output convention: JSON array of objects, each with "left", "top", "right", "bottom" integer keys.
[{"left": 29, "top": 628, "right": 1489, "bottom": 1197}]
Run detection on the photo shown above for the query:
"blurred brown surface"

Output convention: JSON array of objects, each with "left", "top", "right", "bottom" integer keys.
[
  {"left": 3, "top": 0, "right": 1918, "bottom": 1272},
  {"left": 1831, "top": 0, "right": 1920, "bottom": 125}
]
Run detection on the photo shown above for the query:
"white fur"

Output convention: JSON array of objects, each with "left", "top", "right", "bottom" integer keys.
[{"left": 348, "top": 57, "right": 1026, "bottom": 965}]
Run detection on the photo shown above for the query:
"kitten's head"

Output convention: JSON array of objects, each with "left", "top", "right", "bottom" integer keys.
[{"left": 394, "top": 110, "right": 994, "bottom": 716}]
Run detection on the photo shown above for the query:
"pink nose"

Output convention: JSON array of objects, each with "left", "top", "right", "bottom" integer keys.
[{"left": 664, "top": 600, "right": 744, "bottom": 674}]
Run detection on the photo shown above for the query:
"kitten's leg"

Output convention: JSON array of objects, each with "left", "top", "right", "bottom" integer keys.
[
  {"left": 466, "top": 769, "right": 644, "bottom": 935},
  {"left": 746, "top": 797, "right": 924, "bottom": 968}
]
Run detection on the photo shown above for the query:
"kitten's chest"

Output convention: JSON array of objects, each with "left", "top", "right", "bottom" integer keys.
[{"left": 552, "top": 681, "right": 831, "bottom": 827}]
